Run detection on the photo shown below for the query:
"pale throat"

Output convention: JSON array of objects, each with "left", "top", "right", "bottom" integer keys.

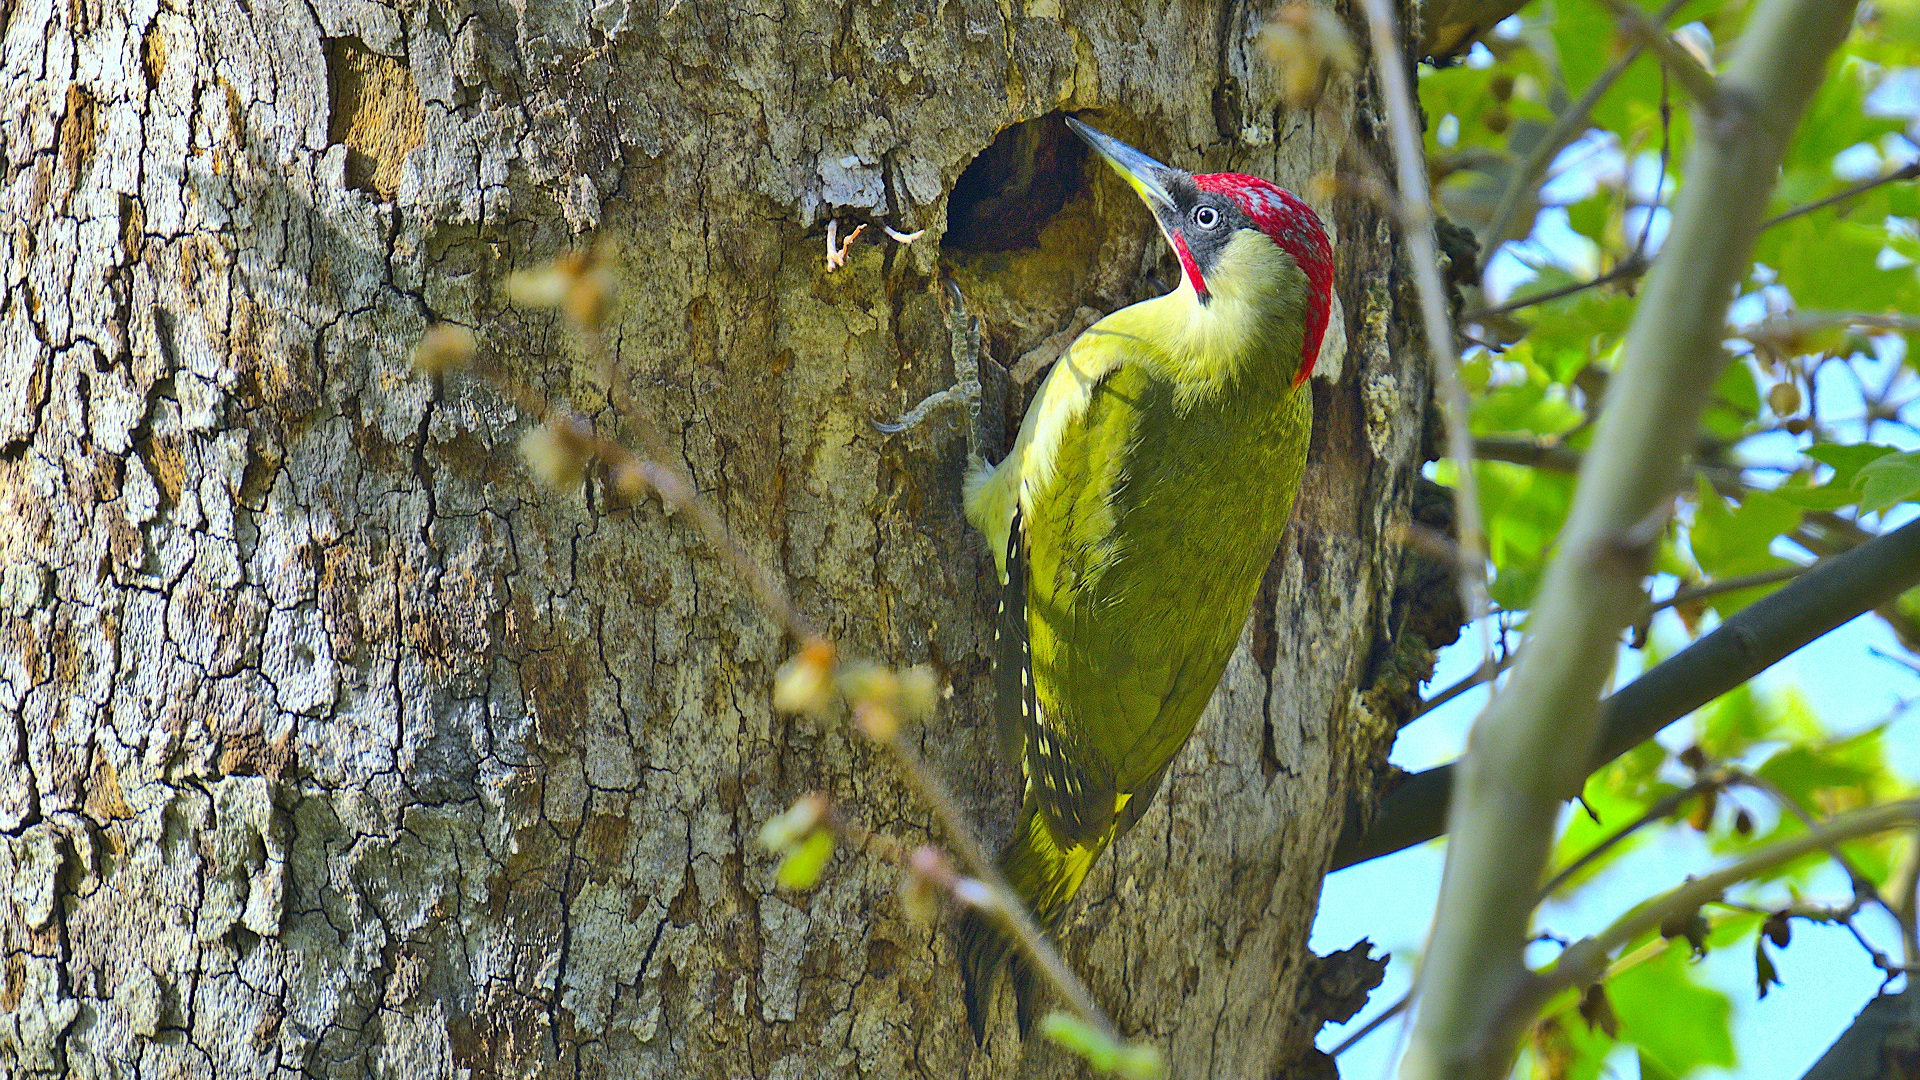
[{"left": 1143, "top": 231, "right": 1311, "bottom": 397}]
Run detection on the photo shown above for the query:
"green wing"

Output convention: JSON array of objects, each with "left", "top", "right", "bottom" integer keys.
[
  {"left": 975, "top": 306, "right": 1309, "bottom": 854},
  {"left": 1010, "top": 348, "right": 1311, "bottom": 853},
  {"left": 1017, "top": 360, "right": 1149, "bottom": 849}
]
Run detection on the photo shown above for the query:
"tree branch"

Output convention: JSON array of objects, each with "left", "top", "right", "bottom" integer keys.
[
  {"left": 1356, "top": 0, "right": 1496, "bottom": 663},
  {"left": 1466, "top": 163, "right": 1920, "bottom": 325},
  {"left": 1762, "top": 161, "right": 1920, "bottom": 229},
  {"left": 1333, "top": 516, "right": 1920, "bottom": 869},
  {"left": 1400, "top": 0, "right": 1867, "bottom": 1071},
  {"left": 1537, "top": 799, "right": 1920, "bottom": 1000}
]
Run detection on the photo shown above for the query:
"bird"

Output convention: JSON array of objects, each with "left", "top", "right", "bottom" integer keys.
[{"left": 955, "top": 116, "right": 1335, "bottom": 1040}]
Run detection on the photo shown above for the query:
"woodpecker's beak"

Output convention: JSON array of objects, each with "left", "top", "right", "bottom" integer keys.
[{"left": 1066, "top": 117, "right": 1179, "bottom": 213}]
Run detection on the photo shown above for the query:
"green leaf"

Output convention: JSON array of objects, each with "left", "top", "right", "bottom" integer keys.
[
  {"left": 1549, "top": 769, "right": 1682, "bottom": 895},
  {"left": 1855, "top": 451, "right": 1920, "bottom": 511},
  {"left": 1478, "top": 461, "right": 1577, "bottom": 604},
  {"left": 1687, "top": 483, "right": 1801, "bottom": 581},
  {"left": 1703, "top": 361, "right": 1764, "bottom": 443},
  {"left": 1609, "top": 946, "right": 1736, "bottom": 1076},
  {"left": 1771, "top": 477, "right": 1863, "bottom": 512},
  {"left": 1696, "top": 681, "right": 1769, "bottom": 760},
  {"left": 1806, "top": 443, "right": 1902, "bottom": 478},
  {"left": 775, "top": 828, "right": 834, "bottom": 890},
  {"left": 1755, "top": 727, "right": 1894, "bottom": 821},
  {"left": 1761, "top": 215, "right": 1920, "bottom": 314},
  {"left": 1038, "top": 1012, "right": 1164, "bottom": 1078},
  {"left": 758, "top": 795, "right": 827, "bottom": 853},
  {"left": 1781, "top": 57, "right": 1905, "bottom": 178}
]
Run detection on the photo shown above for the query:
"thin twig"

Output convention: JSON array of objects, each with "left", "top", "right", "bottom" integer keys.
[
  {"left": 1762, "top": 162, "right": 1920, "bottom": 229},
  {"left": 1537, "top": 776, "right": 1721, "bottom": 900},
  {"left": 1413, "top": 650, "right": 1518, "bottom": 721},
  {"left": 1597, "top": 0, "right": 1723, "bottom": 108},
  {"left": 1461, "top": 254, "right": 1648, "bottom": 323},
  {"left": 453, "top": 282, "right": 1123, "bottom": 1042},
  {"left": 1537, "top": 800, "right": 1920, "bottom": 1000},
  {"left": 1356, "top": 0, "right": 1495, "bottom": 666},
  {"left": 1732, "top": 770, "right": 1900, "bottom": 923},
  {"left": 879, "top": 734, "right": 1116, "bottom": 1036},
  {"left": 1330, "top": 992, "right": 1411, "bottom": 1057},
  {"left": 1643, "top": 565, "right": 1807, "bottom": 618},
  {"left": 1631, "top": 64, "right": 1672, "bottom": 257},
  {"left": 1482, "top": 0, "right": 1686, "bottom": 253}
]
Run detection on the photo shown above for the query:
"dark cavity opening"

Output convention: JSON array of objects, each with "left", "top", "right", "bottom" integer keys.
[{"left": 942, "top": 114, "right": 1090, "bottom": 255}]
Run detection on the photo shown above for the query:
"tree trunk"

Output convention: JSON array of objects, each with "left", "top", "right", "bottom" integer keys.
[{"left": 0, "top": 1, "right": 1429, "bottom": 1076}]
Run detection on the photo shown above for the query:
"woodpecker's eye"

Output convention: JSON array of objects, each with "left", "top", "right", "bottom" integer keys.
[{"left": 1192, "top": 205, "right": 1221, "bottom": 230}]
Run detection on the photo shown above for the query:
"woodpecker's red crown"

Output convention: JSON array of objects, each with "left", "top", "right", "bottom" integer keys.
[{"left": 1193, "top": 173, "right": 1334, "bottom": 385}]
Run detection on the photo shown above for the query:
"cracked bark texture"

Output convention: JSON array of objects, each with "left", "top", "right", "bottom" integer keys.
[{"left": 0, "top": 0, "right": 1428, "bottom": 1076}]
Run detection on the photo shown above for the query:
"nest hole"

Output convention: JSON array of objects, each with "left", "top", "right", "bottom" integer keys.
[{"left": 942, "top": 114, "right": 1092, "bottom": 255}]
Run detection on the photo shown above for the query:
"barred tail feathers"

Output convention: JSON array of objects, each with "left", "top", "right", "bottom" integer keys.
[{"left": 956, "top": 801, "right": 1110, "bottom": 1041}]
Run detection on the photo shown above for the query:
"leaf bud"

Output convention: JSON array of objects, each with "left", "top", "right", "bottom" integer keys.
[
  {"left": 897, "top": 664, "right": 944, "bottom": 719},
  {"left": 758, "top": 792, "right": 830, "bottom": 854},
  {"left": 773, "top": 639, "right": 837, "bottom": 716},
  {"left": 775, "top": 828, "right": 834, "bottom": 891},
  {"left": 852, "top": 700, "right": 900, "bottom": 741},
  {"left": 518, "top": 421, "right": 590, "bottom": 491},
  {"left": 411, "top": 322, "right": 476, "bottom": 375}
]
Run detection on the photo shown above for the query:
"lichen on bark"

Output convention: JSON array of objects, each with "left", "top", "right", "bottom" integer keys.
[{"left": 0, "top": 0, "right": 1428, "bottom": 1076}]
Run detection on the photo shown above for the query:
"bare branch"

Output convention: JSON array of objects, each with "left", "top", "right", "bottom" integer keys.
[
  {"left": 1402, "top": 0, "right": 1869, "bottom": 1069},
  {"left": 1461, "top": 254, "right": 1648, "bottom": 323},
  {"left": 876, "top": 735, "right": 1118, "bottom": 1038},
  {"left": 1411, "top": 650, "right": 1517, "bottom": 723},
  {"left": 1334, "top": 518, "right": 1920, "bottom": 870},
  {"left": 1535, "top": 776, "right": 1721, "bottom": 901},
  {"left": 1642, "top": 564, "right": 1807, "bottom": 618}
]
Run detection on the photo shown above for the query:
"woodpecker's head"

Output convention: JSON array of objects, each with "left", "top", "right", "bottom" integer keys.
[{"left": 1067, "top": 116, "right": 1334, "bottom": 386}]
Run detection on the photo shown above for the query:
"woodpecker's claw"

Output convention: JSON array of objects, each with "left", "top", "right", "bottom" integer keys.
[
  {"left": 872, "top": 385, "right": 974, "bottom": 434},
  {"left": 874, "top": 278, "right": 988, "bottom": 458}
]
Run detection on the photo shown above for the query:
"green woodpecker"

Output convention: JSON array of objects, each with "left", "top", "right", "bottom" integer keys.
[{"left": 957, "top": 117, "right": 1334, "bottom": 1038}]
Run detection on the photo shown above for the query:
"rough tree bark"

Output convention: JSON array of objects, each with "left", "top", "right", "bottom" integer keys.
[{"left": 0, "top": 0, "right": 1430, "bottom": 1076}]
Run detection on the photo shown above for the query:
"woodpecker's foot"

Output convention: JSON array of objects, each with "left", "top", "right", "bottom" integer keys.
[
  {"left": 871, "top": 383, "right": 976, "bottom": 436},
  {"left": 874, "top": 278, "right": 990, "bottom": 458}
]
